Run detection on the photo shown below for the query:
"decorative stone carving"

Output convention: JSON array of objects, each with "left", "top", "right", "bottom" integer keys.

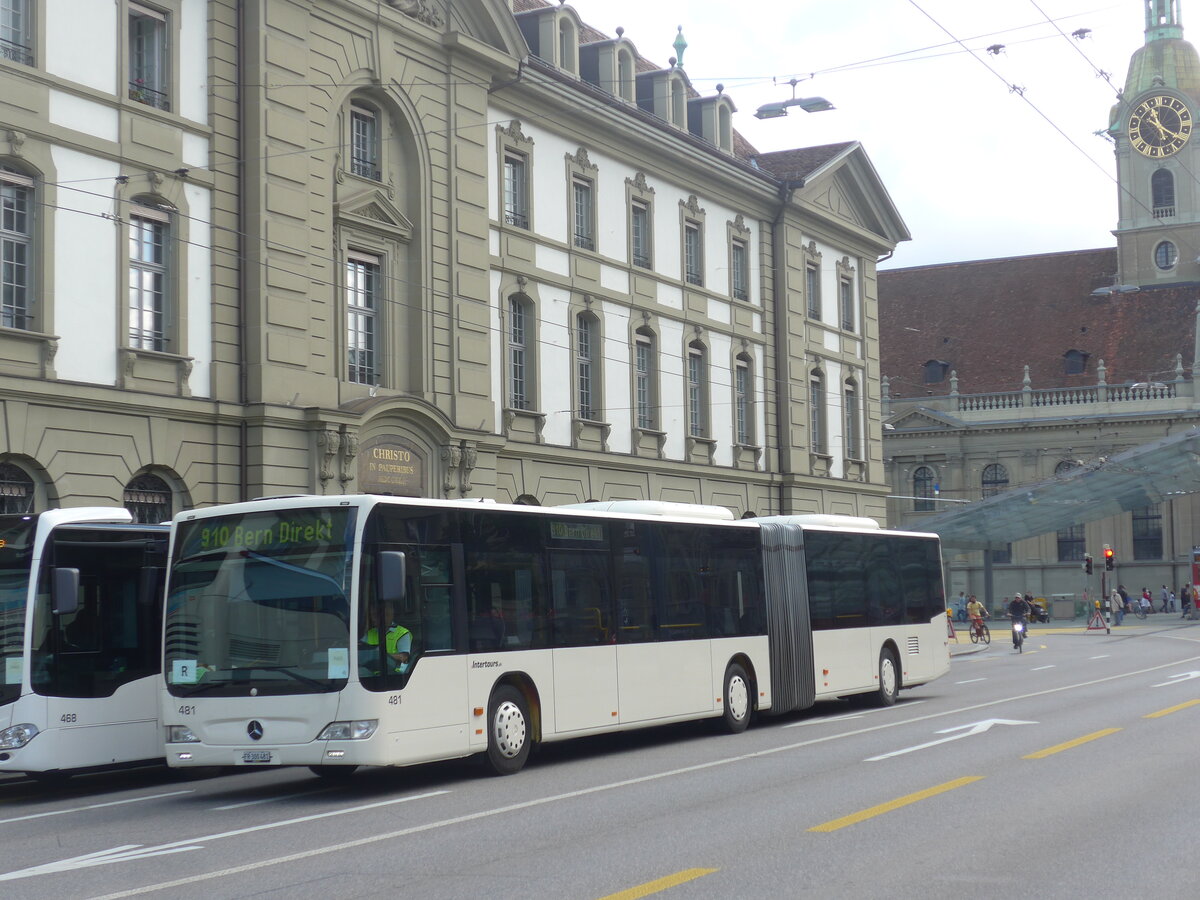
[
  {"left": 318, "top": 429, "right": 341, "bottom": 488},
  {"left": 7, "top": 130, "right": 24, "bottom": 157},
  {"left": 567, "top": 147, "right": 597, "bottom": 173},
  {"left": 339, "top": 433, "right": 359, "bottom": 489},
  {"left": 683, "top": 194, "right": 704, "bottom": 217},
  {"left": 385, "top": 0, "right": 443, "bottom": 27}
]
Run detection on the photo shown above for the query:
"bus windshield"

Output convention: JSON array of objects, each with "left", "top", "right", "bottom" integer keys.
[
  {"left": 165, "top": 507, "right": 357, "bottom": 697},
  {"left": 0, "top": 516, "right": 36, "bottom": 706}
]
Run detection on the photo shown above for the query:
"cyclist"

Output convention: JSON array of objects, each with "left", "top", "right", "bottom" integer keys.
[
  {"left": 967, "top": 594, "right": 989, "bottom": 639},
  {"left": 1007, "top": 594, "right": 1031, "bottom": 649}
]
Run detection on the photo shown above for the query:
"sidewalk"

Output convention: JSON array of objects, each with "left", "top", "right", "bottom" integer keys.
[{"left": 947, "top": 612, "right": 1198, "bottom": 655}]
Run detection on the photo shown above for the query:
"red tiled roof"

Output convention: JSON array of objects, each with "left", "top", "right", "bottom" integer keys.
[
  {"left": 751, "top": 144, "right": 857, "bottom": 181},
  {"left": 879, "top": 247, "right": 1199, "bottom": 396}
]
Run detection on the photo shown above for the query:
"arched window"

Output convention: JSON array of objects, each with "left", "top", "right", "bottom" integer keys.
[
  {"left": 128, "top": 200, "right": 172, "bottom": 352},
  {"left": 557, "top": 18, "right": 576, "bottom": 74},
  {"left": 0, "top": 462, "right": 34, "bottom": 514},
  {"left": 844, "top": 379, "right": 861, "bottom": 460},
  {"left": 507, "top": 295, "right": 535, "bottom": 410},
  {"left": 670, "top": 79, "right": 686, "bottom": 128},
  {"left": 575, "top": 312, "right": 601, "bottom": 421},
  {"left": 617, "top": 49, "right": 634, "bottom": 101},
  {"left": 981, "top": 463, "right": 1008, "bottom": 497},
  {"left": 349, "top": 101, "right": 381, "bottom": 180},
  {"left": 687, "top": 341, "right": 708, "bottom": 438},
  {"left": 1063, "top": 349, "right": 1089, "bottom": 375},
  {"left": 1152, "top": 168, "right": 1175, "bottom": 217},
  {"left": 923, "top": 359, "right": 949, "bottom": 384},
  {"left": 718, "top": 104, "right": 733, "bottom": 152},
  {"left": 0, "top": 165, "right": 34, "bottom": 330},
  {"left": 124, "top": 472, "right": 172, "bottom": 524},
  {"left": 1155, "top": 240, "right": 1177, "bottom": 270},
  {"left": 735, "top": 354, "right": 754, "bottom": 445},
  {"left": 913, "top": 466, "right": 935, "bottom": 512},
  {"left": 634, "top": 327, "right": 658, "bottom": 430},
  {"left": 809, "top": 370, "right": 826, "bottom": 454}
]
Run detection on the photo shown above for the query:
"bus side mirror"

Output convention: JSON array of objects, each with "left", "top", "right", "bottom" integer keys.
[
  {"left": 378, "top": 551, "right": 407, "bottom": 605},
  {"left": 52, "top": 567, "right": 80, "bottom": 616}
]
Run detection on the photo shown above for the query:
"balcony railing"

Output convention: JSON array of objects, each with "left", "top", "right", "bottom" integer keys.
[
  {"left": 128, "top": 82, "right": 170, "bottom": 111},
  {"left": 1, "top": 37, "right": 33, "bottom": 66}
]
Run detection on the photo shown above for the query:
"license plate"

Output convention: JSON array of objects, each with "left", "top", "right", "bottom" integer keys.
[{"left": 240, "top": 750, "right": 274, "bottom": 764}]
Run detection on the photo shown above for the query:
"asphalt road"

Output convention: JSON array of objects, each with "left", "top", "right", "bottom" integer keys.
[{"left": 3, "top": 621, "right": 1199, "bottom": 899}]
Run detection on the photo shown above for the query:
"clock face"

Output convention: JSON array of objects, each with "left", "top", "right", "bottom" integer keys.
[{"left": 1129, "top": 95, "right": 1192, "bottom": 157}]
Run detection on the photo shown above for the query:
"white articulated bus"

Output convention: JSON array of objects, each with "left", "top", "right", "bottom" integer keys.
[
  {"left": 162, "top": 495, "right": 948, "bottom": 777},
  {"left": 0, "top": 509, "right": 169, "bottom": 778}
]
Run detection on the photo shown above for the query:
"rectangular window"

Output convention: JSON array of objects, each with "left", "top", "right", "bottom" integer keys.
[
  {"left": 806, "top": 264, "right": 820, "bottom": 318},
  {"left": 508, "top": 298, "right": 528, "bottom": 410},
  {"left": 839, "top": 277, "right": 854, "bottom": 331},
  {"left": 350, "top": 105, "right": 380, "bottom": 180},
  {"left": 128, "top": 210, "right": 168, "bottom": 351},
  {"left": 735, "top": 363, "right": 750, "bottom": 444},
  {"left": 0, "top": 169, "right": 32, "bottom": 329},
  {"left": 1, "top": 0, "right": 33, "bottom": 66},
  {"left": 576, "top": 315, "right": 594, "bottom": 420},
  {"left": 129, "top": 3, "right": 169, "bottom": 111},
  {"left": 1133, "top": 505, "right": 1163, "bottom": 560},
  {"left": 635, "top": 337, "right": 654, "bottom": 430},
  {"left": 844, "top": 384, "right": 860, "bottom": 459},
  {"left": 346, "top": 253, "right": 379, "bottom": 384},
  {"left": 573, "top": 178, "right": 594, "bottom": 251},
  {"left": 631, "top": 201, "right": 651, "bottom": 268},
  {"left": 1056, "top": 524, "right": 1085, "bottom": 562},
  {"left": 684, "top": 222, "right": 703, "bottom": 286},
  {"left": 688, "top": 349, "right": 706, "bottom": 437},
  {"left": 731, "top": 239, "right": 748, "bottom": 300},
  {"left": 503, "top": 153, "right": 529, "bottom": 229}
]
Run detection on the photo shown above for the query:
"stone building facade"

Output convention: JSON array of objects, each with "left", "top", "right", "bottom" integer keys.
[{"left": 0, "top": 0, "right": 906, "bottom": 520}]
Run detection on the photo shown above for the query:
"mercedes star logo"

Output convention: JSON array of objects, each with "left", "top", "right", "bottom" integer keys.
[{"left": 247, "top": 720, "right": 264, "bottom": 741}]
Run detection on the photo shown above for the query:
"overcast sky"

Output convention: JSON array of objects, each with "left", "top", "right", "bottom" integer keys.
[{"left": 565, "top": 0, "right": 1149, "bottom": 269}]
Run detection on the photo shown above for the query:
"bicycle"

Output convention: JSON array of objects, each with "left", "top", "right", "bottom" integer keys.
[
  {"left": 969, "top": 617, "right": 991, "bottom": 645},
  {"left": 1132, "top": 602, "right": 1148, "bottom": 620},
  {"left": 1009, "top": 616, "right": 1026, "bottom": 652}
]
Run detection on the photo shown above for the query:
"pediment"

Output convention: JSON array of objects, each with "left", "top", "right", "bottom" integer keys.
[
  {"left": 794, "top": 144, "right": 910, "bottom": 245},
  {"left": 886, "top": 407, "right": 963, "bottom": 431},
  {"left": 334, "top": 187, "right": 414, "bottom": 242}
]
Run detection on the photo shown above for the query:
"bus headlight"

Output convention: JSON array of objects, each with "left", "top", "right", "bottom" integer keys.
[
  {"left": 166, "top": 725, "right": 200, "bottom": 743},
  {"left": 0, "top": 723, "right": 38, "bottom": 750},
  {"left": 316, "top": 720, "right": 378, "bottom": 741}
]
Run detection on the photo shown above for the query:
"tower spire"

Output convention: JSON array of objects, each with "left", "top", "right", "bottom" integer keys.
[{"left": 1146, "top": 0, "right": 1184, "bottom": 42}]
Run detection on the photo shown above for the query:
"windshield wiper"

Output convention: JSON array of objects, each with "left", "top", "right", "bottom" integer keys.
[{"left": 230, "top": 665, "right": 329, "bottom": 691}]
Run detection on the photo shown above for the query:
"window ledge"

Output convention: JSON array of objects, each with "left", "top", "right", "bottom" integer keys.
[
  {"left": 572, "top": 418, "right": 611, "bottom": 451},
  {"left": 0, "top": 326, "right": 58, "bottom": 380},
  {"left": 503, "top": 406, "right": 547, "bottom": 444},
  {"left": 120, "top": 347, "right": 194, "bottom": 397}
]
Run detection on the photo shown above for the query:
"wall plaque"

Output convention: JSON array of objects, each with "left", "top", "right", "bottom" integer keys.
[{"left": 359, "top": 437, "right": 424, "bottom": 496}]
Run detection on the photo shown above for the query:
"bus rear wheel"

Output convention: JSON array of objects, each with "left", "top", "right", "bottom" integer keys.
[
  {"left": 721, "top": 663, "right": 752, "bottom": 733},
  {"left": 486, "top": 685, "right": 531, "bottom": 775},
  {"left": 876, "top": 648, "right": 899, "bottom": 706}
]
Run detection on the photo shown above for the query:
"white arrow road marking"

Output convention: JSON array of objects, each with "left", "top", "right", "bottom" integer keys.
[
  {"left": 1152, "top": 670, "right": 1200, "bottom": 687},
  {"left": 866, "top": 718, "right": 1038, "bottom": 761},
  {"left": 0, "top": 789, "right": 450, "bottom": 881}
]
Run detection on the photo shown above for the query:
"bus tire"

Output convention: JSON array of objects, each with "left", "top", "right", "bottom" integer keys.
[
  {"left": 486, "top": 685, "right": 531, "bottom": 775},
  {"left": 309, "top": 765, "right": 358, "bottom": 780},
  {"left": 876, "top": 648, "right": 899, "bottom": 706},
  {"left": 721, "top": 663, "right": 752, "bottom": 734}
]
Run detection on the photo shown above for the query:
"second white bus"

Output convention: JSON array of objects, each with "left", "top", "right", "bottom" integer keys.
[{"left": 161, "top": 495, "right": 949, "bottom": 776}]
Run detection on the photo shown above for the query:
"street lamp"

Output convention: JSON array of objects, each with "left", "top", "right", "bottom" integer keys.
[{"left": 755, "top": 78, "right": 835, "bottom": 119}]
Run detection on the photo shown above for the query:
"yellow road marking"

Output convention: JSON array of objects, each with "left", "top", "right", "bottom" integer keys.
[
  {"left": 597, "top": 868, "right": 718, "bottom": 900},
  {"left": 1023, "top": 727, "right": 1121, "bottom": 759},
  {"left": 1144, "top": 698, "right": 1200, "bottom": 718},
  {"left": 808, "top": 776, "right": 983, "bottom": 833}
]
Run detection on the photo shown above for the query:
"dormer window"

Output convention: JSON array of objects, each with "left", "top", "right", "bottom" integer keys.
[
  {"left": 617, "top": 49, "right": 634, "bottom": 101},
  {"left": 557, "top": 17, "right": 577, "bottom": 74},
  {"left": 670, "top": 78, "right": 686, "bottom": 128},
  {"left": 1063, "top": 349, "right": 1089, "bottom": 375},
  {"left": 923, "top": 360, "right": 950, "bottom": 384}
]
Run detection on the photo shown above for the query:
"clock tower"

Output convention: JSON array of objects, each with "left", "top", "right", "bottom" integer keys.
[{"left": 1112, "top": 0, "right": 1200, "bottom": 286}]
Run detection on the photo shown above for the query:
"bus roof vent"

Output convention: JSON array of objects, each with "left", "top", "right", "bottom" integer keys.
[
  {"left": 557, "top": 500, "right": 736, "bottom": 521},
  {"left": 757, "top": 513, "right": 880, "bottom": 530}
]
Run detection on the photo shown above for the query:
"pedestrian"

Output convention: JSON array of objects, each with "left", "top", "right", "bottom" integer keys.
[
  {"left": 955, "top": 590, "right": 968, "bottom": 623},
  {"left": 1160, "top": 584, "right": 1170, "bottom": 614},
  {"left": 1169, "top": 589, "right": 1177, "bottom": 613},
  {"left": 1183, "top": 585, "right": 1193, "bottom": 620},
  {"left": 1140, "top": 591, "right": 1152, "bottom": 617},
  {"left": 1110, "top": 588, "right": 1124, "bottom": 626}
]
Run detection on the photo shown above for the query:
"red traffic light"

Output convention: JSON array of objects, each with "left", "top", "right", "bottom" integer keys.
[{"left": 1103, "top": 546, "right": 1115, "bottom": 570}]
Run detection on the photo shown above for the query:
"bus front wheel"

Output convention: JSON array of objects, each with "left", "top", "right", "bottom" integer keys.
[
  {"left": 486, "top": 685, "right": 531, "bottom": 775},
  {"left": 876, "top": 648, "right": 899, "bottom": 706},
  {"left": 721, "top": 663, "right": 752, "bottom": 734}
]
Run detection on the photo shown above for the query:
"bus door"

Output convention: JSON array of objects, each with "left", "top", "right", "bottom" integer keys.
[
  {"left": 363, "top": 543, "right": 467, "bottom": 746},
  {"left": 32, "top": 527, "right": 166, "bottom": 769}
]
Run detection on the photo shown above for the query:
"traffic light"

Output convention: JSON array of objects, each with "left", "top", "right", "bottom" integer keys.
[
  {"left": 1103, "top": 545, "right": 1115, "bottom": 571},
  {"left": 1083, "top": 554, "right": 1093, "bottom": 575}
]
